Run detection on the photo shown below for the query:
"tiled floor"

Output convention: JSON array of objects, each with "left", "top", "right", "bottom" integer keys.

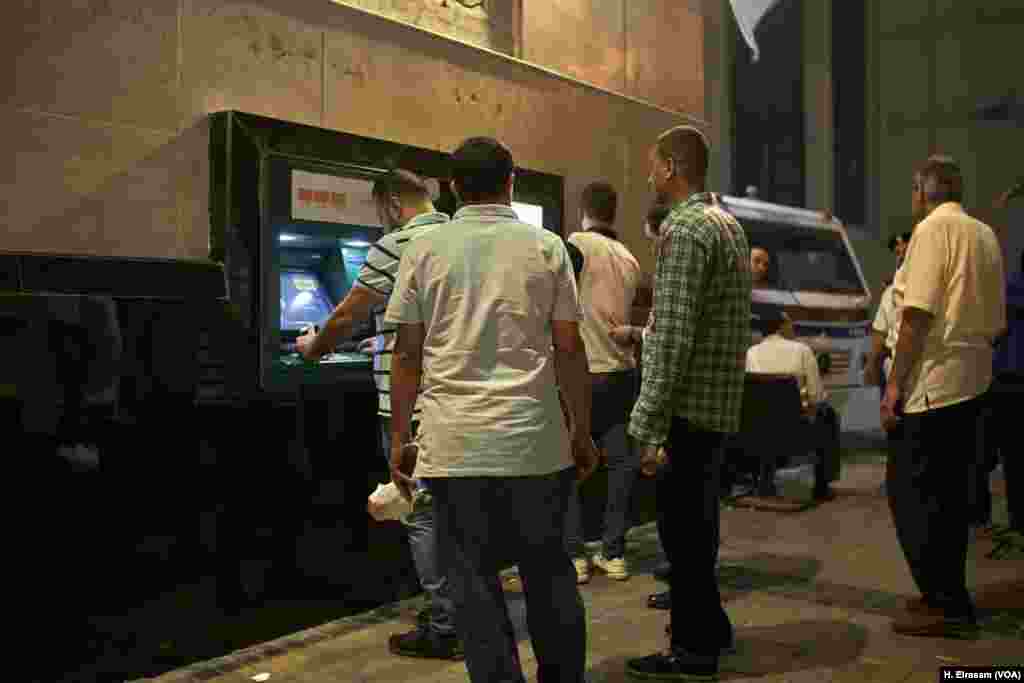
[{"left": 137, "top": 459, "right": 1023, "bottom": 683}]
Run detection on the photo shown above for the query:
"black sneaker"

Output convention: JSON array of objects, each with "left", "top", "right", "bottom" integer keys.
[
  {"left": 627, "top": 649, "right": 718, "bottom": 680},
  {"left": 388, "top": 625, "right": 464, "bottom": 660},
  {"left": 664, "top": 625, "right": 736, "bottom": 655}
]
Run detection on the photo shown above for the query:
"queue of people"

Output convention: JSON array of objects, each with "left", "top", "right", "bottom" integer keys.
[{"left": 294, "top": 129, "right": 1017, "bottom": 680}]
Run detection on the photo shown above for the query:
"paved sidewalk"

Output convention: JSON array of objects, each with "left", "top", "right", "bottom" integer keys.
[{"left": 137, "top": 459, "right": 1023, "bottom": 683}]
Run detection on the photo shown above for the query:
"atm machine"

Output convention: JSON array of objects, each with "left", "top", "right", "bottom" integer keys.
[
  {"left": 207, "top": 111, "right": 567, "bottom": 611},
  {"left": 261, "top": 158, "right": 383, "bottom": 394}
]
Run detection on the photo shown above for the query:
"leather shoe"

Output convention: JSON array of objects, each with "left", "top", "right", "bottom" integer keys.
[
  {"left": 647, "top": 590, "right": 671, "bottom": 610},
  {"left": 891, "top": 608, "right": 977, "bottom": 637}
]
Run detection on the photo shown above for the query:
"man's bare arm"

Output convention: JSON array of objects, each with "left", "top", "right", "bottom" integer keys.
[
  {"left": 390, "top": 322, "right": 425, "bottom": 450},
  {"left": 863, "top": 331, "right": 886, "bottom": 386},
  {"left": 300, "top": 285, "right": 387, "bottom": 359},
  {"left": 552, "top": 320, "right": 591, "bottom": 439}
]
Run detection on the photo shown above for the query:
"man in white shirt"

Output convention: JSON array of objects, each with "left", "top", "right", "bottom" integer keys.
[
  {"left": 745, "top": 309, "right": 839, "bottom": 499},
  {"left": 295, "top": 169, "right": 460, "bottom": 659},
  {"left": 882, "top": 155, "right": 1006, "bottom": 637},
  {"left": 865, "top": 279, "right": 899, "bottom": 391},
  {"left": 565, "top": 181, "right": 642, "bottom": 583},
  {"left": 385, "top": 137, "right": 598, "bottom": 683}
]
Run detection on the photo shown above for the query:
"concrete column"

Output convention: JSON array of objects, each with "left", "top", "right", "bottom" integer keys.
[
  {"left": 703, "top": 0, "right": 735, "bottom": 194},
  {"left": 863, "top": 0, "right": 881, "bottom": 238},
  {"left": 803, "top": 0, "right": 834, "bottom": 214}
]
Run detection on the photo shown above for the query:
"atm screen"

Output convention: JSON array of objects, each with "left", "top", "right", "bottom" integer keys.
[
  {"left": 512, "top": 201, "right": 545, "bottom": 230},
  {"left": 280, "top": 269, "right": 335, "bottom": 331}
]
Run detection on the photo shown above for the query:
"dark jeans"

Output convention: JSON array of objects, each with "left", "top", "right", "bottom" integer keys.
[
  {"left": 810, "top": 402, "right": 841, "bottom": 495},
  {"left": 978, "top": 373, "right": 1024, "bottom": 530},
  {"left": 658, "top": 418, "right": 732, "bottom": 656},
  {"left": 565, "top": 368, "right": 640, "bottom": 559},
  {"left": 428, "top": 467, "right": 586, "bottom": 683},
  {"left": 887, "top": 397, "right": 981, "bottom": 618}
]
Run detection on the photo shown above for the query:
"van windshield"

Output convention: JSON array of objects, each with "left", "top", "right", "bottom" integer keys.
[{"left": 742, "top": 219, "right": 866, "bottom": 296}]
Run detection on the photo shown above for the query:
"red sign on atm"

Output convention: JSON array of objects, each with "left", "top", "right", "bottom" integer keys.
[{"left": 291, "top": 170, "right": 379, "bottom": 226}]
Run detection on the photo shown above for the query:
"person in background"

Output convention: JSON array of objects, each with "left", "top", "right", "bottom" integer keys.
[
  {"left": 746, "top": 310, "right": 840, "bottom": 500},
  {"left": 980, "top": 183, "right": 1024, "bottom": 534},
  {"left": 296, "top": 169, "right": 461, "bottom": 660},
  {"left": 865, "top": 278, "right": 899, "bottom": 394},
  {"left": 865, "top": 272, "right": 901, "bottom": 496},
  {"left": 889, "top": 231, "right": 912, "bottom": 266},
  {"left": 611, "top": 201, "right": 674, "bottom": 605},
  {"left": 565, "top": 181, "right": 642, "bottom": 583},
  {"left": 386, "top": 136, "right": 599, "bottom": 683},
  {"left": 750, "top": 246, "right": 772, "bottom": 287},
  {"left": 626, "top": 126, "right": 750, "bottom": 680},
  {"left": 882, "top": 155, "right": 1006, "bottom": 637}
]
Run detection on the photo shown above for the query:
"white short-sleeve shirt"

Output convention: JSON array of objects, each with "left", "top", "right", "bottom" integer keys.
[{"left": 384, "top": 204, "right": 583, "bottom": 478}]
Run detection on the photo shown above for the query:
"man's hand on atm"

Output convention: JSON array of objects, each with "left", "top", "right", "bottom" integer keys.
[
  {"left": 357, "top": 337, "right": 377, "bottom": 356},
  {"left": 296, "top": 325, "right": 323, "bottom": 361}
]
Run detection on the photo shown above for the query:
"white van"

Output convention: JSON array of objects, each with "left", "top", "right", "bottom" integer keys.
[{"left": 719, "top": 195, "right": 879, "bottom": 432}]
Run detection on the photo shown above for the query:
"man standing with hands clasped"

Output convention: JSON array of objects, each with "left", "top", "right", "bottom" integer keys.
[
  {"left": 385, "top": 137, "right": 599, "bottom": 683},
  {"left": 626, "top": 126, "right": 751, "bottom": 680},
  {"left": 881, "top": 155, "right": 1005, "bottom": 637}
]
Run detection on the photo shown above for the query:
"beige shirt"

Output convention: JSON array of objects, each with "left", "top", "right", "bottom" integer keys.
[
  {"left": 567, "top": 230, "right": 641, "bottom": 373},
  {"left": 745, "top": 334, "right": 826, "bottom": 405},
  {"left": 893, "top": 202, "right": 1006, "bottom": 413},
  {"left": 384, "top": 204, "right": 583, "bottom": 478},
  {"left": 872, "top": 281, "right": 899, "bottom": 378}
]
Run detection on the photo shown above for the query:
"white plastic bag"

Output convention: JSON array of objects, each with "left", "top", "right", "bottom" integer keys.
[{"left": 367, "top": 482, "right": 413, "bottom": 522}]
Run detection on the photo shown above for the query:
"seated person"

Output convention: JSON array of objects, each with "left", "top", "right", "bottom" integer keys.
[
  {"left": 745, "top": 309, "right": 839, "bottom": 499},
  {"left": 751, "top": 246, "right": 773, "bottom": 288},
  {"left": 746, "top": 310, "right": 826, "bottom": 414}
]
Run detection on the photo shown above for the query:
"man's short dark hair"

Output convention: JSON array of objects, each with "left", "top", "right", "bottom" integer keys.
[
  {"left": 915, "top": 154, "right": 963, "bottom": 204},
  {"left": 372, "top": 169, "right": 431, "bottom": 203},
  {"left": 655, "top": 126, "right": 709, "bottom": 183},
  {"left": 646, "top": 203, "right": 672, "bottom": 235},
  {"left": 450, "top": 137, "right": 514, "bottom": 202},
  {"left": 581, "top": 182, "right": 618, "bottom": 224},
  {"left": 565, "top": 240, "right": 584, "bottom": 282},
  {"left": 758, "top": 307, "right": 787, "bottom": 336},
  {"left": 887, "top": 231, "right": 913, "bottom": 252}
]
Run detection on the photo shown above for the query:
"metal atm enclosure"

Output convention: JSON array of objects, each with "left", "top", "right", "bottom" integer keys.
[{"left": 209, "top": 111, "right": 567, "bottom": 399}]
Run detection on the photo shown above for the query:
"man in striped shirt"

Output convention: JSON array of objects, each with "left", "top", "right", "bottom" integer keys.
[{"left": 296, "top": 169, "right": 459, "bottom": 660}]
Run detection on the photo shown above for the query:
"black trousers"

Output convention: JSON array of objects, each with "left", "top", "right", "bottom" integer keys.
[
  {"left": 980, "top": 372, "right": 1024, "bottom": 531},
  {"left": 658, "top": 418, "right": 732, "bottom": 655},
  {"left": 887, "top": 397, "right": 982, "bottom": 617}
]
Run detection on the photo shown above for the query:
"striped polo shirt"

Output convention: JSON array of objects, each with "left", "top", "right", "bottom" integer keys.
[{"left": 356, "top": 211, "right": 449, "bottom": 418}]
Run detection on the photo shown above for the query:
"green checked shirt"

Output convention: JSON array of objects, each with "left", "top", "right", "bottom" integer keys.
[{"left": 629, "top": 192, "right": 751, "bottom": 444}]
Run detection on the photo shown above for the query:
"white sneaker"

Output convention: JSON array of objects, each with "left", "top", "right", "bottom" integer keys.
[
  {"left": 573, "top": 557, "right": 591, "bottom": 584},
  {"left": 592, "top": 553, "right": 629, "bottom": 580}
]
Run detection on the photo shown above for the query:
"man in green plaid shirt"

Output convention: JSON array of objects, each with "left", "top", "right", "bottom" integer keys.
[{"left": 626, "top": 126, "right": 751, "bottom": 681}]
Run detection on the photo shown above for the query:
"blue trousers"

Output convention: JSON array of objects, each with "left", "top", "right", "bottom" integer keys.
[
  {"left": 428, "top": 467, "right": 586, "bottom": 683},
  {"left": 379, "top": 417, "right": 455, "bottom": 635}
]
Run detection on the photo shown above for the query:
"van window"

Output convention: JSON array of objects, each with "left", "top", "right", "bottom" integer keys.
[{"left": 742, "top": 219, "right": 866, "bottom": 296}]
